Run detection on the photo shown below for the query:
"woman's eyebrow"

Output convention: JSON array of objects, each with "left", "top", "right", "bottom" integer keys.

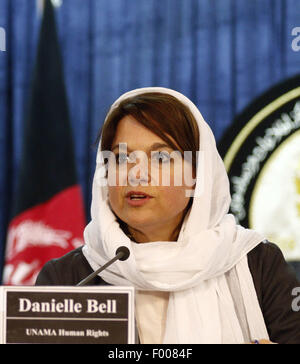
[{"left": 111, "top": 142, "right": 173, "bottom": 152}]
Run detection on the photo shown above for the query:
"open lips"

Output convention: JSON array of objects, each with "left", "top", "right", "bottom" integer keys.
[
  {"left": 125, "top": 191, "right": 153, "bottom": 200},
  {"left": 125, "top": 191, "right": 154, "bottom": 206}
]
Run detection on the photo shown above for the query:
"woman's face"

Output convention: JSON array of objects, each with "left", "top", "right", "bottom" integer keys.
[{"left": 107, "top": 115, "right": 195, "bottom": 242}]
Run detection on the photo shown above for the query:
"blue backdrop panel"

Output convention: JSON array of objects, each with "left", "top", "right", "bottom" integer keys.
[{"left": 0, "top": 0, "right": 299, "bottom": 279}]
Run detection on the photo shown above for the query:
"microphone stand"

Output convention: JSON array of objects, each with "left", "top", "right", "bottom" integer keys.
[{"left": 77, "top": 247, "right": 129, "bottom": 286}]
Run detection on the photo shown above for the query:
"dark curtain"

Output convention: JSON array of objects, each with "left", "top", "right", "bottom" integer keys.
[{"left": 0, "top": 0, "right": 299, "bottom": 278}]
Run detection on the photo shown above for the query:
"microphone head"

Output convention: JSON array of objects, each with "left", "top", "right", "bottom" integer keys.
[{"left": 115, "top": 246, "right": 130, "bottom": 261}]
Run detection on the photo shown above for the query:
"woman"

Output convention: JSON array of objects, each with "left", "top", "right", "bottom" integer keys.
[{"left": 36, "top": 87, "right": 300, "bottom": 344}]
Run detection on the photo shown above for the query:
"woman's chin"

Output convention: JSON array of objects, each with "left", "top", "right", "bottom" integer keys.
[
  {"left": 123, "top": 213, "right": 160, "bottom": 230},
  {"left": 126, "top": 217, "right": 157, "bottom": 229}
]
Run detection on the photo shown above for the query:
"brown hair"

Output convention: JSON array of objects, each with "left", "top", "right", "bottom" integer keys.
[{"left": 97, "top": 92, "right": 200, "bottom": 173}]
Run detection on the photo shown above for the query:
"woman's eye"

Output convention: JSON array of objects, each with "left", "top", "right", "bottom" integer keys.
[{"left": 152, "top": 151, "right": 171, "bottom": 163}]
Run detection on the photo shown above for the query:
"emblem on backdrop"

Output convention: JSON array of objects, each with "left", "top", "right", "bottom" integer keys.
[{"left": 218, "top": 75, "right": 300, "bottom": 261}]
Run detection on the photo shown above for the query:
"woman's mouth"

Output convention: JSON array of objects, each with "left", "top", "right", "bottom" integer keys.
[{"left": 125, "top": 191, "right": 153, "bottom": 207}]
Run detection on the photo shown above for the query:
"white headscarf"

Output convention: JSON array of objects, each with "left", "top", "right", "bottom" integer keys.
[{"left": 82, "top": 87, "right": 269, "bottom": 343}]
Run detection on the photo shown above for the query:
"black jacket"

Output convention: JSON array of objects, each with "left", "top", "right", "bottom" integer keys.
[{"left": 36, "top": 242, "right": 300, "bottom": 344}]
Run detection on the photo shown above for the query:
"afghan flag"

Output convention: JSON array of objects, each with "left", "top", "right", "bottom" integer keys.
[{"left": 2, "top": 0, "right": 86, "bottom": 285}]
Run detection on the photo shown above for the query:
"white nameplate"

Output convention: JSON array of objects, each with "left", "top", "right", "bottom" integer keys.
[{"left": 0, "top": 286, "right": 135, "bottom": 344}]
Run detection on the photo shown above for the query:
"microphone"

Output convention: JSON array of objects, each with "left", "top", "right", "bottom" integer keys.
[{"left": 77, "top": 246, "right": 130, "bottom": 286}]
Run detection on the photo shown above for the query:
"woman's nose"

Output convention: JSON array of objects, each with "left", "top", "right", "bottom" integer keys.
[{"left": 127, "top": 154, "right": 150, "bottom": 186}]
